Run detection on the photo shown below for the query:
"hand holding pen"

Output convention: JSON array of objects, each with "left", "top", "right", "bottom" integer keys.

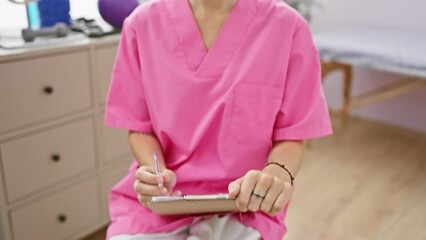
[{"left": 133, "top": 151, "right": 181, "bottom": 206}]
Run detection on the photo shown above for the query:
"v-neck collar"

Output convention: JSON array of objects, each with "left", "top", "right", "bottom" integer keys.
[{"left": 164, "top": 0, "right": 259, "bottom": 78}]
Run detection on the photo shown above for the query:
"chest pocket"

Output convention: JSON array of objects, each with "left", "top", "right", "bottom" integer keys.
[{"left": 230, "top": 82, "right": 283, "bottom": 144}]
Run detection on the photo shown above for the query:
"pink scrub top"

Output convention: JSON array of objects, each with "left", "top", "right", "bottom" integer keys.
[{"left": 104, "top": 0, "right": 333, "bottom": 239}]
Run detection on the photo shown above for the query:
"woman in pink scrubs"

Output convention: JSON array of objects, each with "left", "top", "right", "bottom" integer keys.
[{"left": 104, "top": 0, "right": 333, "bottom": 239}]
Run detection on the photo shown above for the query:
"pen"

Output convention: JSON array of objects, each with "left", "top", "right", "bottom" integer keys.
[{"left": 153, "top": 151, "right": 164, "bottom": 189}]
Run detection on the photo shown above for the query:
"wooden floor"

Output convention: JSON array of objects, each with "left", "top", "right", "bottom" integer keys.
[{"left": 83, "top": 116, "right": 426, "bottom": 240}]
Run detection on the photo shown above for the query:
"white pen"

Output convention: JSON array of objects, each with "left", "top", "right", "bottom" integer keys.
[{"left": 153, "top": 151, "right": 164, "bottom": 189}]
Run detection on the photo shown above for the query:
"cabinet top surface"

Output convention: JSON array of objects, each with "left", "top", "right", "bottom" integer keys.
[{"left": 0, "top": 33, "right": 120, "bottom": 62}]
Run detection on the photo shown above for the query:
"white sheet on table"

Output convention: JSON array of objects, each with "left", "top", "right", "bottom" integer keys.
[{"left": 313, "top": 26, "right": 426, "bottom": 78}]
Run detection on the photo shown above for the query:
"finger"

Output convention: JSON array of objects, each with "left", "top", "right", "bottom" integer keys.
[
  {"left": 171, "top": 190, "right": 182, "bottom": 196},
  {"left": 161, "top": 169, "right": 176, "bottom": 183},
  {"left": 248, "top": 173, "right": 273, "bottom": 212},
  {"left": 161, "top": 169, "right": 177, "bottom": 192},
  {"left": 134, "top": 179, "right": 168, "bottom": 196},
  {"left": 228, "top": 177, "right": 243, "bottom": 198},
  {"left": 137, "top": 194, "right": 151, "bottom": 206},
  {"left": 260, "top": 180, "right": 283, "bottom": 214},
  {"left": 237, "top": 170, "right": 260, "bottom": 212},
  {"left": 135, "top": 166, "right": 164, "bottom": 185},
  {"left": 269, "top": 183, "right": 293, "bottom": 216}
]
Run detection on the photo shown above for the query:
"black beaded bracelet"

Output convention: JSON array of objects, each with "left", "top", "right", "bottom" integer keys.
[{"left": 265, "top": 162, "right": 294, "bottom": 186}]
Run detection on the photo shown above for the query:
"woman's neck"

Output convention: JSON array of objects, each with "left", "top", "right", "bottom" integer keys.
[{"left": 188, "top": 0, "right": 237, "bottom": 13}]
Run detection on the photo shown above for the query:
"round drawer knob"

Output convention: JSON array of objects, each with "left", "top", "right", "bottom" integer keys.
[
  {"left": 43, "top": 86, "right": 54, "bottom": 94},
  {"left": 57, "top": 214, "right": 67, "bottom": 223},
  {"left": 51, "top": 154, "right": 61, "bottom": 162}
]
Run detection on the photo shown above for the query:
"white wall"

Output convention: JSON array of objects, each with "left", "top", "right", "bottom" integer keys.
[
  {"left": 0, "top": 1, "right": 27, "bottom": 30},
  {"left": 0, "top": 0, "right": 100, "bottom": 30},
  {"left": 310, "top": 0, "right": 426, "bottom": 132}
]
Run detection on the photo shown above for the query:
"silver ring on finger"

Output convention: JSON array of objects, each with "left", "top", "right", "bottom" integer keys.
[{"left": 252, "top": 192, "right": 265, "bottom": 200}]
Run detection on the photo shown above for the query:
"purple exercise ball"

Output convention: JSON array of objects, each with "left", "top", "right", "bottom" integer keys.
[{"left": 98, "top": 0, "right": 139, "bottom": 29}]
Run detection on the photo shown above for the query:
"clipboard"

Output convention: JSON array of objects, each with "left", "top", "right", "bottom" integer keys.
[{"left": 146, "top": 194, "right": 239, "bottom": 215}]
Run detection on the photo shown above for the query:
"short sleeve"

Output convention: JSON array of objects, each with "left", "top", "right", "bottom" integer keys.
[
  {"left": 104, "top": 18, "right": 153, "bottom": 133},
  {"left": 273, "top": 20, "right": 333, "bottom": 141}
]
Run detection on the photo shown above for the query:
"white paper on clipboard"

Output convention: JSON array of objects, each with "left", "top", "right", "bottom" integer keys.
[
  {"left": 147, "top": 194, "right": 238, "bottom": 215},
  {"left": 151, "top": 193, "right": 231, "bottom": 202}
]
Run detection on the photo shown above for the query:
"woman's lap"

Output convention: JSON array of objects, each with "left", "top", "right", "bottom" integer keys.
[{"left": 109, "top": 215, "right": 261, "bottom": 240}]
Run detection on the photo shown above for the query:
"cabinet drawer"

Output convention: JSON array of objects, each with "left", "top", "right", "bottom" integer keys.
[
  {"left": 1, "top": 118, "right": 96, "bottom": 202},
  {"left": 96, "top": 46, "right": 118, "bottom": 105},
  {"left": 11, "top": 178, "right": 99, "bottom": 240},
  {"left": 100, "top": 115, "right": 130, "bottom": 163},
  {"left": 0, "top": 51, "right": 92, "bottom": 133},
  {"left": 102, "top": 157, "right": 133, "bottom": 219}
]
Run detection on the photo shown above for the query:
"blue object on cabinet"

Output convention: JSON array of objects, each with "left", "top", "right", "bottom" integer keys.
[
  {"left": 26, "top": 2, "right": 41, "bottom": 30},
  {"left": 37, "top": 0, "right": 71, "bottom": 27}
]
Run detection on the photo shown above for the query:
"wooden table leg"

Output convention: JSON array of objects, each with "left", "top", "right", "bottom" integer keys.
[
  {"left": 321, "top": 61, "right": 353, "bottom": 128},
  {"left": 341, "top": 65, "right": 353, "bottom": 128}
]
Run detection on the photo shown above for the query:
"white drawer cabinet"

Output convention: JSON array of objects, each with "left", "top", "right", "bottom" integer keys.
[
  {"left": 10, "top": 177, "right": 99, "bottom": 240},
  {"left": 96, "top": 46, "right": 118, "bottom": 105},
  {"left": 99, "top": 113, "right": 131, "bottom": 163},
  {"left": 0, "top": 51, "right": 92, "bottom": 134},
  {"left": 102, "top": 157, "right": 133, "bottom": 220},
  {"left": 1, "top": 118, "right": 96, "bottom": 202},
  {"left": 0, "top": 35, "right": 133, "bottom": 240}
]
